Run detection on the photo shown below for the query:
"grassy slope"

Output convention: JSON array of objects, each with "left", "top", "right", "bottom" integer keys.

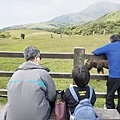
[
  {"left": 95, "top": 10, "right": 120, "bottom": 22},
  {"left": 0, "top": 30, "right": 112, "bottom": 107}
]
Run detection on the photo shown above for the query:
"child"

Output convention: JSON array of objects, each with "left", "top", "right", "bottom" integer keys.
[{"left": 63, "top": 65, "right": 96, "bottom": 119}]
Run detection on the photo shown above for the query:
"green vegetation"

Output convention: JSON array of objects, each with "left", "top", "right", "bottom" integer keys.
[
  {"left": 0, "top": 29, "right": 115, "bottom": 107},
  {"left": 0, "top": 31, "right": 11, "bottom": 38},
  {"left": 46, "top": 10, "right": 120, "bottom": 35},
  {"left": 47, "top": 20, "right": 120, "bottom": 35},
  {"left": 96, "top": 10, "right": 120, "bottom": 22}
]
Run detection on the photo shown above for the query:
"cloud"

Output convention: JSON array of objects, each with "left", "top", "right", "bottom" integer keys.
[{"left": 0, "top": 0, "right": 120, "bottom": 28}]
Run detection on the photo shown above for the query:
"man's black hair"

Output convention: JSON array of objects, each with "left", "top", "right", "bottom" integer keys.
[
  {"left": 110, "top": 34, "right": 120, "bottom": 43},
  {"left": 72, "top": 65, "right": 90, "bottom": 88}
]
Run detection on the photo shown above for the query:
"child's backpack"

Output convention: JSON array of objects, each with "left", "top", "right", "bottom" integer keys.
[{"left": 69, "top": 86, "right": 99, "bottom": 120}]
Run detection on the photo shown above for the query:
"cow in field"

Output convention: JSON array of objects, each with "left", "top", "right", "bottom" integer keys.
[
  {"left": 85, "top": 59, "right": 108, "bottom": 74},
  {"left": 21, "top": 34, "right": 25, "bottom": 39}
]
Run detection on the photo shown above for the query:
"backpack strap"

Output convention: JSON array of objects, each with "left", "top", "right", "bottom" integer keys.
[
  {"left": 69, "top": 86, "right": 79, "bottom": 102},
  {"left": 69, "top": 86, "right": 79, "bottom": 116},
  {"left": 89, "top": 86, "right": 93, "bottom": 101},
  {"left": 69, "top": 86, "right": 93, "bottom": 102}
]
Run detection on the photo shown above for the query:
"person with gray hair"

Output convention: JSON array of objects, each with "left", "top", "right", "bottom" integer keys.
[
  {"left": 93, "top": 34, "right": 120, "bottom": 113},
  {"left": 5, "top": 46, "right": 56, "bottom": 120}
]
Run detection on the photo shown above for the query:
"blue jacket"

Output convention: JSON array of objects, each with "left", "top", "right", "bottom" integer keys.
[{"left": 94, "top": 40, "right": 120, "bottom": 78}]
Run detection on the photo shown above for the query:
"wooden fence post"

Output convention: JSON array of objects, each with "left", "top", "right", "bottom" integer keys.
[{"left": 74, "top": 47, "right": 85, "bottom": 67}]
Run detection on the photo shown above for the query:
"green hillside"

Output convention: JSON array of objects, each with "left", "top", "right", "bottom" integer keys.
[
  {"left": 95, "top": 10, "right": 120, "bottom": 22},
  {"left": 49, "top": 10, "right": 120, "bottom": 36}
]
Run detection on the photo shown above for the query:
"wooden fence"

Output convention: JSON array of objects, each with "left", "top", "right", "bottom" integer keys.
[{"left": 0, "top": 47, "right": 117, "bottom": 98}]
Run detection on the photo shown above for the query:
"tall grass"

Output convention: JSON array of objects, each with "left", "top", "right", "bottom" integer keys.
[{"left": 0, "top": 30, "right": 112, "bottom": 107}]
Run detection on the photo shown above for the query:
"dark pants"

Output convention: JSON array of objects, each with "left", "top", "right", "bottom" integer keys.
[{"left": 106, "top": 78, "right": 120, "bottom": 113}]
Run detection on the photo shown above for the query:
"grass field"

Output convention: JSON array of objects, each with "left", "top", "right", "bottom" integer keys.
[{"left": 0, "top": 29, "right": 114, "bottom": 107}]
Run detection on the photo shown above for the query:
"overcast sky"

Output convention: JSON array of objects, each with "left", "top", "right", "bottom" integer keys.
[{"left": 0, "top": 0, "right": 120, "bottom": 29}]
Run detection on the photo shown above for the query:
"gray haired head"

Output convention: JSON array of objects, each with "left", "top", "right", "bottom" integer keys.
[
  {"left": 110, "top": 34, "right": 120, "bottom": 43},
  {"left": 23, "top": 46, "right": 40, "bottom": 61}
]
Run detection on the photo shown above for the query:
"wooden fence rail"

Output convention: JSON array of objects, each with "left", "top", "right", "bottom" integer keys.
[{"left": 0, "top": 47, "right": 117, "bottom": 98}]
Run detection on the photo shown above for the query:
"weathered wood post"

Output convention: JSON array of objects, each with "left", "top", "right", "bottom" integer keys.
[
  {"left": 73, "top": 47, "right": 85, "bottom": 68},
  {"left": 51, "top": 34, "right": 53, "bottom": 38}
]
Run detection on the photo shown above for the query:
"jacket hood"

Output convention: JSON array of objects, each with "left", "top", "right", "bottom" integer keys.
[{"left": 17, "top": 61, "right": 50, "bottom": 72}]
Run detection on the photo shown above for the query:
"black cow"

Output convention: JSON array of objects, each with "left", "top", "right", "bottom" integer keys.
[{"left": 21, "top": 34, "right": 25, "bottom": 39}]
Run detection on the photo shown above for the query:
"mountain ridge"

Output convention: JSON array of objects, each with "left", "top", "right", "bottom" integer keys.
[{"left": 49, "top": 0, "right": 120, "bottom": 24}]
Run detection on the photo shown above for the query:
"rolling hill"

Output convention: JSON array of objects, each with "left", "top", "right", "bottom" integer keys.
[
  {"left": 60, "top": 10, "right": 120, "bottom": 35},
  {"left": 94, "top": 10, "right": 120, "bottom": 22}
]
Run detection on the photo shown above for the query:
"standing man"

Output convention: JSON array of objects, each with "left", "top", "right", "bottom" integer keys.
[
  {"left": 6, "top": 46, "right": 56, "bottom": 120},
  {"left": 93, "top": 34, "right": 120, "bottom": 113}
]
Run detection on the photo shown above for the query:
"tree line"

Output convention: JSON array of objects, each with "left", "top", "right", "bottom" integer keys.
[{"left": 45, "top": 20, "right": 120, "bottom": 35}]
